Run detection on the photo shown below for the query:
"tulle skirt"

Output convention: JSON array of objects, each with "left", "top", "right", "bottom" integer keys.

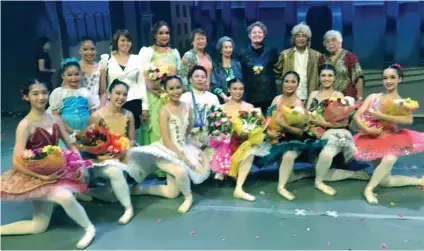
[
  {"left": 1, "top": 169, "right": 87, "bottom": 201},
  {"left": 127, "top": 142, "right": 213, "bottom": 184},
  {"left": 353, "top": 128, "right": 424, "bottom": 161}
]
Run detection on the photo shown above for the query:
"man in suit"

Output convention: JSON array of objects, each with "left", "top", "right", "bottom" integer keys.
[{"left": 274, "top": 22, "right": 321, "bottom": 103}]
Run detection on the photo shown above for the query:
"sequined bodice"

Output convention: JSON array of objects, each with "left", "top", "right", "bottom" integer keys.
[
  {"left": 26, "top": 124, "right": 60, "bottom": 149},
  {"left": 165, "top": 107, "right": 189, "bottom": 150},
  {"left": 98, "top": 112, "right": 130, "bottom": 137}
]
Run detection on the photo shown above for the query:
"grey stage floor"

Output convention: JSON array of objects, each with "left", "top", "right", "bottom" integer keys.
[{"left": 1, "top": 116, "right": 424, "bottom": 250}]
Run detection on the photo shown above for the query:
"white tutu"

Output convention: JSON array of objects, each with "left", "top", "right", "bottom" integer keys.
[{"left": 127, "top": 142, "right": 212, "bottom": 184}]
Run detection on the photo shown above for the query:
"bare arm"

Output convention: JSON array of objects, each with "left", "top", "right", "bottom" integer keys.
[
  {"left": 99, "top": 66, "right": 107, "bottom": 106},
  {"left": 185, "top": 106, "right": 193, "bottom": 137},
  {"left": 54, "top": 115, "right": 78, "bottom": 151},
  {"left": 127, "top": 110, "right": 136, "bottom": 146},
  {"left": 375, "top": 111, "right": 413, "bottom": 125},
  {"left": 38, "top": 59, "right": 55, "bottom": 72},
  {"left": 159, "top": 107, "right": 184, "bottom": 156},
  {"left": 354, "top": 94, "right": 374, "bottom": 132},
  {"left": 356, "top": 78, "right": 364, "bottom": 99}
]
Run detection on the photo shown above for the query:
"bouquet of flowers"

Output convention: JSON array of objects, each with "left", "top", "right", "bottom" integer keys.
[
  {"left": 207, "top": 105, "right": 233, "bottom": 176},
  {"left": 281, "top": 105, "right": 308, "bottom": 126},
  {"left": 108, "top": 133, "right": 131, "bottom": 154},
  {"left": 362, "top": 97, "right": 419, "bottom": 130},
  {"left": 228, "top": 109, "right": 268, "bottom": 177},
  {"left": 18, "top": 145, "right": 92, "bottom": 179},
  {"left": 76, "top": 125, "right": 112, "bottom": 155},
  {"left": 207, "top": 105, "right": 232, "bottom": 140},
  {"left": 146, "top": 64, "right": 170, "bottom": 84},
  {"left": 323, "top": 96, "right": 361, "bottom": 123}
]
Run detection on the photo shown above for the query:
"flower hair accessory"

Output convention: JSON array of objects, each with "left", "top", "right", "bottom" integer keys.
[
  {"left": 61, "top": 57, "right": 79, "bottom": 69},
  {"left": 393, "top": 63, "right": 402, "bottom": 69}
]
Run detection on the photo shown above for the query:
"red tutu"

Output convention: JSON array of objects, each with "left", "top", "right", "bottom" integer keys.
[{"left": 353, "top": 129, "right": 424, "bottom": 161}]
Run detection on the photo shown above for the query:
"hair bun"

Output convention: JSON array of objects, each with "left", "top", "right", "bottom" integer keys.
[{"left": 393, "top": 63, "right": 402, "bottom": 69}]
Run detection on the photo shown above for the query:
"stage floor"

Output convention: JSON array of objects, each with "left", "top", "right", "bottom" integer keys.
[{"left": 1, "top": 116, "right": 424, "bottom": 250}]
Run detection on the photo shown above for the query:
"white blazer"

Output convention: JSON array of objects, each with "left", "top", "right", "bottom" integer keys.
[{"left": 101, "top": 53, "right": 149, "bottom": 110}]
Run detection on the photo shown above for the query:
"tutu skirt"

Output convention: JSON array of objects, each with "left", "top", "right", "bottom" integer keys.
[
  {"left": 1, "top": 169, "right": 88, "bottom": 201},
  {"left": 353, "top": 129, "right": 424, "bottom": 161},
  {"left": 127, "top": 142, "right": 212, "bottom": 184}
]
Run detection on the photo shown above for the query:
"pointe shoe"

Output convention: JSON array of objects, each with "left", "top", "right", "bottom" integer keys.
[
  {"left": 315, "top": 182, "right": 337, "bottom": 196},
  {"left": 364, "top": 188, "right": 378, "bottom": 205},
  {"left": 178, "top": 195, "right": 193, "bottom": 214},
  {"left": 233, "top": 189, "right": 256, "bottom": 202},
  {"left": 76, "top": 225, "right": 96, "bottom": 249},
  {"left": 118, "top": 207, "right": 134, "bottom": 225},
  {"left": 277, "top": 186, "right": 295, "bottom": 201}
]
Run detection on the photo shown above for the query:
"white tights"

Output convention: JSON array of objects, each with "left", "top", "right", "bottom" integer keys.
[
  {"left": 233, "top": 154, "right": 256, "bottom": 201},
  {"left": 132, "top": 159, "right": 193, "bottom": 213},
  {"left": 364, "top": 155, "right": 424, "bottom": 204},
  {"left": 0, "top": 187, "right": 95, "bottom": 249},
  {"left": 314, "top": 145, "right": 345, "bottom": 196},
  {"left": 278, "top": 149, "right": 370, "bottom": 201}
]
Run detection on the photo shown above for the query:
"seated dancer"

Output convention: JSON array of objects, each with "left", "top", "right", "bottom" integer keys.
[
  {"left": 49, "top": 58, "right": 96, "bottom": 141},
  {"left": 83, "top": 79, "right": 137, "bottom": 224},
  {"left": 305, "top": 64, "right": 367, "bottom": 197},
  {"left": 256, "top": 71, "right": 368, "bottom": 201},
  {"left": 0, "top": 79, "right": 95, "bottom": 249},
  {"left": 211, "top": 79, "right": 268, "bottom": 201},
  {"left": 128, "top": 76, "right": 211, "bottom": 213},
  {"left": 353, "top": 64, "right": 424, "bottom": 205}
]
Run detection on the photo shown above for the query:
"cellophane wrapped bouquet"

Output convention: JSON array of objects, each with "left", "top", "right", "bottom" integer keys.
[
  {"left": 76, "top": 125, "right": 130, "bottom": 158},
  {"left": 363, "top": 97, "right": 419, "bottom": 130},
  {"left": 18, "top": 145, "right": 92, "bottom": 180},
  {"left": 206, "top": 105, "right": 233, "bottom": 175},
  {"left": 228, "top": 109, "right": 269, "bottom": 177},
  {"left": 146, "top": 64, "right": 171, "bottom": 104}
]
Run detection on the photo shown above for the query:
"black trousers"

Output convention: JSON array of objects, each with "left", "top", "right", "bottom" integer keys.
[
  {"left": 251, "top": 99, "right": 273, "bottom": 116},
  {"left": 123, "top": 99, "right": 142, "bottom": 129}
]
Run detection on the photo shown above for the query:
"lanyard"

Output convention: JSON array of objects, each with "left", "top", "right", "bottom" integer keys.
[{"left": 188, "top": 84, "right": 206, "bottom": 128}]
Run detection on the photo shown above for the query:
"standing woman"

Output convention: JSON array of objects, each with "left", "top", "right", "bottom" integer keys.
[
  {"left": 138, "top": 21, "right": 181, "bottom": 145},
  {"left": 180, "top": 29, "right": 213, "bottom": 90},
  {"left": 211, "top": 36, "right": 243, "bottom": 104},
  {"left": 237, "top": 21, "right": 279, "bottom": 114},
  {"left": 319, "top": 30, "right": 364, "bottom": 99},
  {"left": 0, "top": 79, "right": 95, "bottom": 249},
  {"left": 353, "top": 64, "right": 424, "bottom": 204},
  {"left": 79, "top": 36, "right": 106, "bottom": 109},
  {"left": 102, "top": 29, "right": 149, "bottom": 135},
  {"left": 35, "top": 37, "right": 56, "bottom": 91}
]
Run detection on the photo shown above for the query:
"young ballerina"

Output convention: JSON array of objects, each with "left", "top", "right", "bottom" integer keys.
[
  {"left": 128, "top": 76, "right": 211, "bottom": 213},
  {"left": 305, "top": 64, "right": 363, "bottom": 196},
  {"left": 79, "top": 36, "right": 106, "bottom": 109},
  {"left": 0, "top": 79, "right": 95, "bottom": 249},
  {"left": 353, "top": 64, "right": 424, "bottom": 204},
  {"left": 84, "top": 79, "right": 137, "bottom": 224},
  {"left": 49, "top": 58, "right": 96, "bottom": 136}
]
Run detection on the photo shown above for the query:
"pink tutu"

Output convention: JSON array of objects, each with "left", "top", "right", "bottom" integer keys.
[
  {"left": 353, "top": 129, "right": 424, "bottom": 161},
  {"left": 209, "top": 139, "right": 231, "bottom": 175},
  {"left": 1, "top": 149, "right": 92, "bottom": 201}
]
